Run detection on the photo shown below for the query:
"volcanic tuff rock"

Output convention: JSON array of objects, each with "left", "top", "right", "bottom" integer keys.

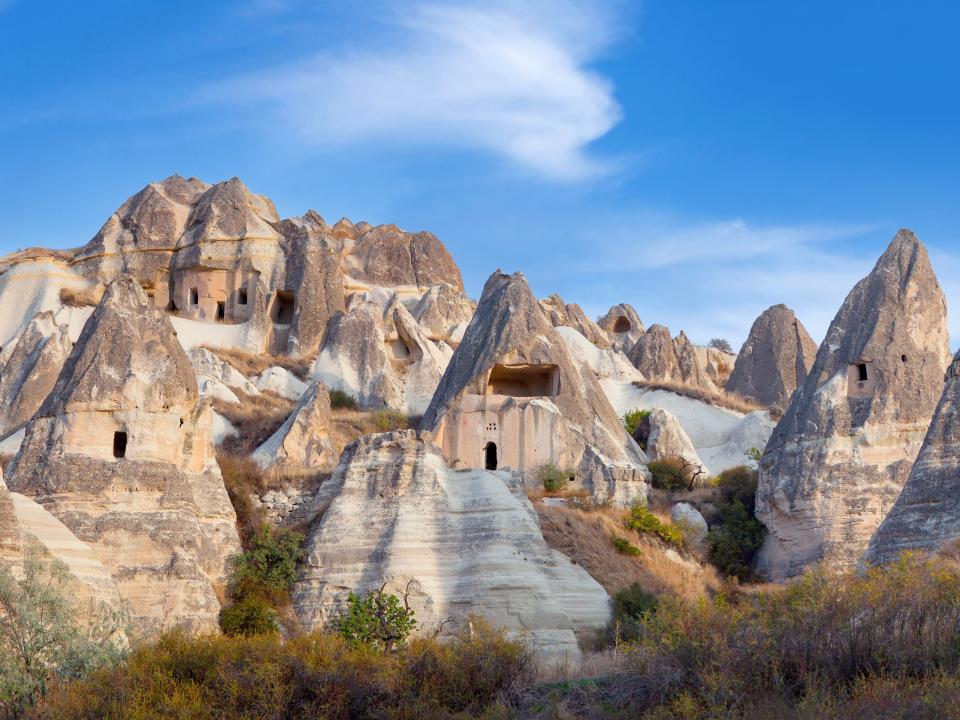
[
  {"left": 6, "top": 275, "right": 241, "bottom": 634},
  {"left": 540, "top": 294, "right": 611, "bottom": 348},
  {"left": 756, "top": 231, "right": 951, "bottom": 580},
  {"left": 726, "top": 304, "right": 817, "bottom": 410},
  {"left": 864, "top": 349, "right": 960, "bottom": 564},
  {"left": 421, "top": 271, "right": 648, "bottom": 504},
  {"left": 293, "top": 431, "right": 611, "bottom": 664},
  {"left": 411, "top": 283, "right": 474, "bottom": 345},
  {"left": 599, "top": 304, "right": 645, "bottom": 353},
  {"left": 252, "top": 381, "right": 336, "bottom": 474},
  {"left": 0, "top": 311, "right": 72, "bottom": 439},
  {"left": 627, "top": 325, "right": 717, "bottom": 391},
  {"left": 646, "top": 408, "right": 707, "bottom": 480}
]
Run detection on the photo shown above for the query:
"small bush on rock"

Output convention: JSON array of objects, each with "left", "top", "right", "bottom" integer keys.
[
  {"left": 536, "top": 464, "right": 572, "bottom": 494},
  {"left": 372, "top": 408, "right": 408, "bottom": 432},
  {"left": 623, "top": 408, "right": 651, "bottom": 438},
  {"left": 610, "top": 533, "right": 642, "bottom": 556},
  {"left": 648, "top": 458, "right": 688, "bottom": 491},
  {"left": 329, "top": 389, "right": 358, "bottom": 410},
  {"left": 332, "top": 582, "right": 418, "bottom": 652},
  {"left": 625, "top": 505, "right": 685, "bottom": 548},
  {"left": 218, "top": 595, "right": 280, "bottom": 638}
]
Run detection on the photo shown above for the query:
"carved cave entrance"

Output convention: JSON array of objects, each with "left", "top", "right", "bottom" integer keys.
[
  {"left": 484, "top": 442, "right": 498, "bottom": 471},
  {"left": 215, "top": 302, "right": 225, "bottom": 322},
  {"left": 613, "top": 316, "right": 632, "bottom": 333},
  {"left": 485, "top": 363, "right": 559, "bottom": 397},
  {"left": 271, "top": 290, "right": 296, "bottom": 324}
]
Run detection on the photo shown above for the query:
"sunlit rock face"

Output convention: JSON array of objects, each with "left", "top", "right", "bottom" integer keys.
[
  {"left": 598, "top": 303, "right": 645, "bottom": 353},
  {"left": 756, "top": 230, "right": 951, "bottom": 580},
  {"left": 421, "top": 270, "right": 649, "bottom": 505},
  {"left": 864, "top": 350, "right": 960, "bottom": 565},
  {"left": 627, "top": 324, "right": 717, "bottom": 392},
  {"left": 6, "top": 275, "right": 241, "bottom": 635},
  {"left": 292, "top": 430, "right": 612, "bottom": 664},
  {"left": 725, "top": 304, "right": 817, "bottom": 411}
]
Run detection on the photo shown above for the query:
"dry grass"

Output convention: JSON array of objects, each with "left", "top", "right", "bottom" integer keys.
[
  {"left": 200, "top": 345, "right": 314, "bottom": 381},
  {"left": 536, "top": 502, "right": 720, "bottom": 601},
  {"left": 329, "top": 408, "right": 414, "bottom": 454},
  {"left": 213, "top": 391, "right": 296, "bottom": 457},
  {"left": 58, "top": 285, "right": 102, "bottom": 308},
  {"left": 632, "top": 379, "right": 767, "bottom": 415}
]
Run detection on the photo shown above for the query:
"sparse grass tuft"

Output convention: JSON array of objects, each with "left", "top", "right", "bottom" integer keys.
[
  {"left": 58, "top": 285, "right": 102, "bottom": 308},
  {"left": 199, "top": 345, "right": 314, "bottom": 381},
  {"left": 632, "top": 378, "right": 766, "bottom": 415}
]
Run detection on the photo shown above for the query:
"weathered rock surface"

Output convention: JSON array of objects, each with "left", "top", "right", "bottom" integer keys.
[
  {"left": 189, "top": 347, "right": 260, "bottom": 404},
  {"left": 6, "top": 276, "right": 241, "bottom": 634},
  {"left": 726, "top": 304, "right": 817, "bottom": 410},
  {"left": 756, "top": 231, "right": 951, "bottom": 580},
  {"left": 540, "top": 294, "right": 610, "bottom": 348},
  {"left": 411, "top": 283, "right": 474, "bottom": 345},
  {"left": 422, "top": 271, "right": 648, "bottom": 504},
  {"left": 293, "top": 431, "right": 611, "bottom": 664},
  {"left": 0, "top": 311, "right": 73, "bottom": 439},
  {"left": 646, "top": 408, "right": 706, "bottom": 479},
  {"left": 671, "top": 502, "right": 708, "bottom": 548},
  {"left": 627, "top": 325, "right": 717, "bottom": 391},
  {"left": 864, "top": 350, "right": 960, "bottom": 564},
  {"left": 256, "top": 366, "right": 308, "bottom": 400},
  {"left": 252, "top": 381, "right": 336, "bottom": 474},
  {"left": 598, "top": 304, "right": 645, "bottom": 353}
]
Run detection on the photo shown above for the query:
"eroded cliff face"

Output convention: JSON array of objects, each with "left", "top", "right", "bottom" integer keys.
[
  {"left": 864, "top": 350, "right": 960, "bottom": 564},
  {"left": 756, "top": 230, "right": 951, "bottom": 580},
  {"left": 627, "top": 325, "right": 717, "bottom": 392},
  {"left": 6, "top": 276, "right": 241, "bottom": 635},
  {"left": 293, "top": 431, "right": 611, "bottom": 664},
  {"left": 725, "top": 304, "right": 817, "bottom": 410}
]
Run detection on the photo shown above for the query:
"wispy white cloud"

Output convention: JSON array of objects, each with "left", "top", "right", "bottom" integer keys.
[{"left": 205, "top": 0, "right": 625, "bottom": 181}]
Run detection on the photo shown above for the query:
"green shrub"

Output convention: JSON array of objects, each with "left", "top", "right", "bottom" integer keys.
[
  {"left": 329, "top": 389, "right": 358, "bottom": 410},
  {"left": 218, "top": 595, "right": 280, "bottom": 638},
  {"left": 610, "top": 533, "right": 642, "bottom": 556},
  {"left": 707, "top": 465, "right": 765, "bottom": 579},
  {"left": 708, "top": 337, "right": 733, "bottom": 353},
  {"left": 647, "top": 457, "right": 688, "bottom": 491},
  {"left": 371, "top": 408, "right": 408, "bottom": 432},
  {"left": 332, "top": 584, "right": 418, "bottom": 652},
  {"left": 536, "top": 464, "right": 572, "bottom": 494},
  {"left": 226, "top": 525, "right": 305, "bottom": 603},
  {"left": 625, "top": 505, "right": 685, "bottom": 548},
  {"left": 623, "top": 408, "right": 651, "bottom": 438}
]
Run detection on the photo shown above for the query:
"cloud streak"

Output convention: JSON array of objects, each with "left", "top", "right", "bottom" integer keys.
[{"left": 205, "top": 0, "right": 624, "bottom": 181}]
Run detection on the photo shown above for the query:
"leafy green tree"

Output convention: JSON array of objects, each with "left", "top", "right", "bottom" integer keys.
[
  {"left": 227, "top": 525, "right": 305, "bottom": 603},
  {"left": 707, "top": 465, "right": 766, "bottom": 579},
  {"left": 0, "top": 549, "right": 126, "bottom": 717},
  {"left": 332, "top": 581, "right": 418, "bottom": 651},
  {"left": 708, "top": 338, "right": 734, "bottom": 353}
]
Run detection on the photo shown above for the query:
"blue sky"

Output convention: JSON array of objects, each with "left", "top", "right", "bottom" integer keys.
[{"left": 1, "top": 1, "right": 958, "bottom": 348}]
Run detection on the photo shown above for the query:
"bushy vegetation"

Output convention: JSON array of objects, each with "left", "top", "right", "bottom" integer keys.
[
  {"left": 329, "top": 389, "right": 359, "bottom": 410},
  {"left": 0, "top": 552, "right": 126, "bottom": 719},
  {"left": 32, "top": 622, "right": 534, "bottom": 720},
  {"left": 609, "top": 534, "right": 642, "bottom": 556},
  {"left": 609, "top": 582, "right": 659, "bottom": 642},
  {"left": 332, "top": 583, "right": 418, "bottom": 652},
  {"left": 536, "top": 464, "right": 573, "bottom": 494},
  {"left": 625, "top": 505, "right": 685, "bottom": 549},
  {"left": 646, "top": 458, "right": 688, "bottom": 491},
  {"left": 219, "top": 526, "right": 305, "bottom": 637},
  {"left": 371, "top": 408, "right": 409, "bottom": 432},
  {"left": 707, "top": 465, "right": 766, "bottom": 580},
  {"left": 708, "top": 337, "right": 734, "bottom": 353},
  {"left": 622, "top": 408, "right": 651, "bottom": 441}
]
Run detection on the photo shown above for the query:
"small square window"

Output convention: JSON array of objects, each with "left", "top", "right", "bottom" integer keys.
[{"left": 189, "top": 288, "right": 199, "bottom": 305}]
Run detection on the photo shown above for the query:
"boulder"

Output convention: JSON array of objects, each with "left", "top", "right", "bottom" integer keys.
[
  {"left": 293, "top": 431, "right": 611, "bottom": 664},
  {"left": 598, "top": 304, "right": 645, "bottom": 353},
  {"left": 670, "top": 502, "right": 708, "bottom": 548},
  {"left": 252, "top": 381, "right": 337, "bottom": 474},
  {"left": 864, "top": 350, "right": 960, "bottom": 564},
  {"left": 755, "top": 231, "right": 951, "bottom": 580},
  {"left": 725, "top": 304, "right": 817, "bottom": 409},
  {"left": 0, "top": 311, "right": 73, "bottom": 438},
  {"left": 646, "top": 408, "right": 706, "bottom": 480},
  {"left": 256, "top": 366, "right": 308, "bottom": 400},
  {"left": 6, "top": 275, "right": 242, "bottom": 635},
  {"left": 421, "top": 271, "right": 648, "bottom": 505},
  {"left": 189, "top": 347, "right": 260, "bottom": 402}
]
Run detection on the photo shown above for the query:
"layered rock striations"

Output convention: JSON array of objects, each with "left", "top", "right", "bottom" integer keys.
[
  {"left": 755, "top": 231, "right": 951, "bottom": 579},
  {"left": 864, "top": 349, "right": 960, "bottom": 564},
  {"left": 726, "top": 304, "right": 817, "bottom": 410},
  {"left": 293, "top": 431, "right": 611, "bottom": 663},
  {"left": 421, "top": 271, "right": 648, "bottom": 504},
  {"left": 6, "top": 275, "right": 241, "bottom": 634}
]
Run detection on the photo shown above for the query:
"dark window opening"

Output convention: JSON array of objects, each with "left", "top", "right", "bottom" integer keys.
[
  {"left": 215, "top": 301, "right": 225, "bottom": 322},
  {"left": 486, "top": 363, "right": 559, "bottom": 397},
  {"left": 484, "top": 442, "right": 498, "bottom": 471},
  {"left": 166, "top": 298, "right": 178, "bottom": 312},
  {"left": 238, "top": 288, "right": 248, "bottom": 305},
  {"left": 271, "top": 290, "right": 296, "bottom": 324},
  {"left": 857, "top": 363, "right": 868, "bottom": 382},
  {"left": 113, "top": 431, "right": 127, "bottom": 459},
  {"left": 189, "top": 288, "right": 199, "bottom": 306},
  {"left": 901, "top": 354, "right": 908, "bottom": 363},
  {"left": 613, "top": 316, "right": 631, "bottom": 334}
]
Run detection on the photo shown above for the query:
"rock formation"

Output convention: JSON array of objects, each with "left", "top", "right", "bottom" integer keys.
[
  {"left": 627, "top": 325, "right": 717, "bottom": 391},
  {"left": 0, "top": 311, "right": 73, "bottom": 439},
  {"left": 252, "top": 381, "right": 336, "bottom": 474},
  {"left": 725, "top": 304, "right": 817, "bottom": 410},
  {"left": 421, "top": 271, "right": 648, "bottom": 504},
  {"left": 293, "top": 431, "right": 611, "bottom": 664},
  {"left": 6, "top": 275, "right": 242, "bottom": 634},
  {"left": 599, "top": 304, "right": 645, "bottom": 353},
  {"left": 646, "top": 408, "right": 706, "bottom": 479},
  {"left": 864, "top": 349, "right": 960, "bottom": 564},
  {"left": 755, "top": 230, "right": 951, "bottom": 580},
  {"left": 411, "top": 283, "right": 474, "bottom": 345},
  {"left": 189, "top": 347, "right": 260, "bottom": 404},
  {"left": 540, "top": 294, "right": 611, "bottom": 348}
]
